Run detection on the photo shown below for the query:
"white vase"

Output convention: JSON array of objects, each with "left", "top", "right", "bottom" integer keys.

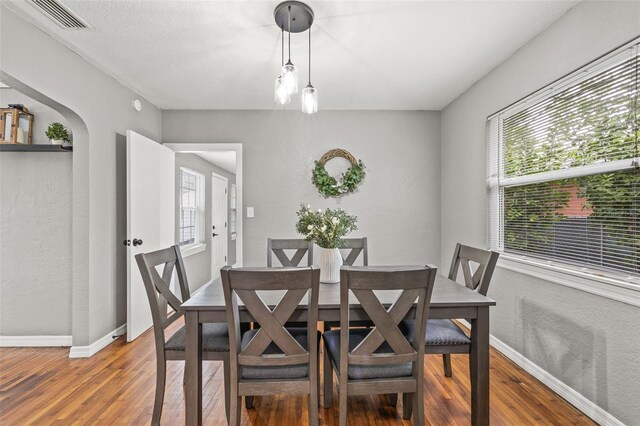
[
  {"left": 50, "top": 139, "right": 63, "bottom": 145},
  {"left": 318, "top": 247, "right": 342, "bottom": 284}
]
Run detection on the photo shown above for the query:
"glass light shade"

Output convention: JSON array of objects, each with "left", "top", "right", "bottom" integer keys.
[
  {"left": 274, "top": 76, "right": 290, "bottom": 105},
  {"left": 301, "top": 84, "right": 318, "bottom": 114},
  {"left": 281, "top": 62, "right": 299, "bottom": 94}
]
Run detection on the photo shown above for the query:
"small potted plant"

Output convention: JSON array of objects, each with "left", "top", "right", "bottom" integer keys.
[
  {"left": 296, "top": 203, "right": 358, "bottom": 283},
  {"left": 45, "top": 122, "right": 71, "bottom": 145}
]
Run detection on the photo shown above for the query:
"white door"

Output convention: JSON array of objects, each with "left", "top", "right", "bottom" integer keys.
[
  {"left": 211, "top": 173, "right": 228, "bottom": 281},
  {"left": 126, "top": 130, "right": 175, "bottom": 342}
]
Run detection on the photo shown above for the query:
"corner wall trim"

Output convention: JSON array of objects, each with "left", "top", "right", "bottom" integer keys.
[
  {"left": 0, "top": 335, "right": 72, "bottom": 347},
  {"left": 458, "top": 320, "right": 624, "bottom": 426},
  {"left": 68, "top": 324, "right": 126, "bottom": 358}
]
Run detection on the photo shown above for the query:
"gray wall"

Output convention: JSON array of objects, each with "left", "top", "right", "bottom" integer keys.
[
  {"left": 175, "top": 153, "right": 236, "bottom": 292},
  {"left": 1, "top": 6, "right": 162, "bottom": 345},
  {"left": 0, "top": 87, "right": 73, "bottom": 336},
  {"left": 0, "top": 88, "right": 70, "bottom": 145},
  {"left": 440, "top": 2, "right": 640, "bottom": 424},
  {"left": 163, "top": 110, "right": 441, "bottom": 268},
  {"left": 0, "top": 152, "right": 72, "bottom": 336}
]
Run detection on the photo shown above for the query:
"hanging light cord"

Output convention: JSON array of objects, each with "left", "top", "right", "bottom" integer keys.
[
  {"left": 287, "top": 6, "right": 292, "bottom": 62},
  {"left": 308, "top": 23, "right": 311, "bottom": 84},
  {"left": 281, "top": 26, "right": 284, "bottom": 67}
]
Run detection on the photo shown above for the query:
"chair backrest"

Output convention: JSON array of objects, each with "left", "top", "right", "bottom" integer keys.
[
  {"left": 267, "top": 238, "right": 314, "bottom": 267},
  {"left": 135, "top": 245, "right": 191, "bottom": 342},
  {"left": 448, "top": 243, "right": 499, "bottom": 296},
  {"left": 339, "top": 237, "right": 368, "bottom": 266},
  {"left": 221, "top": 266, "right": 320, "bottom": 370},
  {"left": 340, "top": 265, "right": 437, "bottom": 370}
]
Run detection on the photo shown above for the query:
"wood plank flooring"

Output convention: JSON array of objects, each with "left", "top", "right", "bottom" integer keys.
[{"left": 0, "top": 321, "right": 595, "bottom": 425}]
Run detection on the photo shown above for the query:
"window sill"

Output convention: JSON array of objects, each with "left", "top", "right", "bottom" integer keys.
[
  {"left": 180, "top": 243, "right": 206, "bottom": 258},
  {"left": 497, "top": 254, "right": 640, "bottom": 308}
]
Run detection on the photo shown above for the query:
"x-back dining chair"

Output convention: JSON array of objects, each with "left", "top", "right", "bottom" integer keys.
[
  {"left": 338, "top": 237, "right": 368, "bottom": 266},
  {"left": 221, "top": 265, "right": 321, "bottom": 426},
  {"left": 323, "top": 265, "right": 438, "bottom": 425},
  {"left": 267, "top": 238, "right": 314, "bottom": 267},
  {"left": 135, "top": 245, "right": 230, "bottom": 426},
  {"left": 403, "top": 243, "right": 499, "bottom": 379}
]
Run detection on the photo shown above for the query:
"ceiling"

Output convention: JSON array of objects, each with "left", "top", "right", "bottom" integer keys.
[
  {"left": 6, "top": 0, "right": 578, "bottom": 110},
  {"left": 195, "top": 151, "right": 237, "bottom": 174}
]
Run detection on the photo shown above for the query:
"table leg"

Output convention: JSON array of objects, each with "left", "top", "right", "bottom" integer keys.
[
  {"left": 323, "top": 321, "right": 333, "bottom": 408},
  {"left": 185, "top": 311, "right": 202, "bottom": 426},
  {"left": 470, "top": 307, "right": 490, "bottom": 426}
]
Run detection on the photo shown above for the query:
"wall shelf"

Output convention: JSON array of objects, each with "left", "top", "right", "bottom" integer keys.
[{"left": 0, "top": 144, "right": 72, "bottom": 152}]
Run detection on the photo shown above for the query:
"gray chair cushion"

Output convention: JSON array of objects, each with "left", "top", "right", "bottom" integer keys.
[
  {"left": 322, "top": 326, "right": 415, "bottom": 380},
  {"left": 240, "top": 327, "right": 319, "bottom": 380},
  {"left": 165, "top": 323, "right": 230, "bottom": 352},
  {"left": 403, "top": 319, "right": 471, "bottom": 346}
]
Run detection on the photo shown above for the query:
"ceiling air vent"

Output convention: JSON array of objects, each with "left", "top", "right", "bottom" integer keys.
[{"left": 28, "top": 0, "right": 93, "bottom": 29}]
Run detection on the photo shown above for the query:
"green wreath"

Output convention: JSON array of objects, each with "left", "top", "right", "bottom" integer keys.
[{"left": 312, "top": 149, "right": 365, "bottom": 197}]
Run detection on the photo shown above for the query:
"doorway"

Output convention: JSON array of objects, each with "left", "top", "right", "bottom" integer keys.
[
  {"left": 210, "top": 171, "right": 228, "bottom": 282},
  {"left": 165, "top": 143, "right": 243, "bottom": 272}
]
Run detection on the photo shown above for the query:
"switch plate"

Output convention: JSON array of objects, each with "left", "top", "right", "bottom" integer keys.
[{"left": 247, "top": 207, "right": 254, "bottom": 218}]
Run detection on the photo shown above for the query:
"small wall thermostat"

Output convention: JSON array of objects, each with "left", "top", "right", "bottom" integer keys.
[{"left": 132, "top": 99, "right": 142, "bottom": 111}]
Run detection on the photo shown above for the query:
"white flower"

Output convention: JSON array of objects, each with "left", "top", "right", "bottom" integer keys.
[
  {"left": 320, "top": 225, "right": 327, "bottom": 232},
  {"left": 331, "top": 217, "right": 339, "bottom": 225},
  {"left": 318, "top": 209, "right": 322, "bottom": 213},
  {"left": 307, "top": 204, "right": 311, "bottom": 209},
  {"left": 307, "top": 225, "right": 313, "bottom": 230}
]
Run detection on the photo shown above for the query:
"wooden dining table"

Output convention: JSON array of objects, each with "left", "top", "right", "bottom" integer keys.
[{"left": 182, "top": 274, "right": 496, "bottom": 426}]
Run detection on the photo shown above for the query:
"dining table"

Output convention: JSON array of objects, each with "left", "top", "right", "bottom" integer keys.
[{"left": 182, "top": 274, "right": 496, "bottom": 426}]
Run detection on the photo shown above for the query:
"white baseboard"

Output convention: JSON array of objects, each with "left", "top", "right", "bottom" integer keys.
[
  {"left": 458, "top": 320, "right": 623, "bottom": 426},
  {"left": 0, "top": 335, "right": 72, "bottom": 347},
  {"left": 68, "top": 324, "right": 126, "bottom": 358}
]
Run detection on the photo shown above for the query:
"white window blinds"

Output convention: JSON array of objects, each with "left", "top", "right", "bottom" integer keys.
[{"left": 487, "top": 43, "right": 639, "bottom": 280}]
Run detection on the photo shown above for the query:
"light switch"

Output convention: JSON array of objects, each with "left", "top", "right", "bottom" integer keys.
[{"left": 247, "top": 207, "right": 254, "bottom": 218}]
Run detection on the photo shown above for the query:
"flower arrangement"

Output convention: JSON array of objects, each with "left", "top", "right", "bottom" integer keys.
[{"left": 295, "top": 204, "right": 357, "bottom": 249}]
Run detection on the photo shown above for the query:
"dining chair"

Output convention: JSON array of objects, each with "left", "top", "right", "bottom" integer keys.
[
  {"left": 323, "top": 265, "right": 438, "bottom": 425},
  {"left": 338, "top": 237, "right": 368, "bottom": 266},
  {"left": 135, "top": 245, "right": 230, "bottom": 426},
  {"left": 404, "top": 243, "right": 499, "bottom": 378},
  {"left": 221, "top": 265, "right": 321, "bottom": 426},
  {"left": 267, "top": 238, "right": 314, "bottom": 267}
]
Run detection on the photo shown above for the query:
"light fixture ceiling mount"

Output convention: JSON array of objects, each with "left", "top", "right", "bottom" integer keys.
[{"left": 273, "top": 1, "right": 314, "bottom": 33}]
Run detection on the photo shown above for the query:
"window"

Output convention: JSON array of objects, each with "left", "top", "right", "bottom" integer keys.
[
  {"left": 487, "top": 43, "right": 639, "bottom": 282},
  {"left": 179, "top": 167, "right": 205, "bottom": 248}
]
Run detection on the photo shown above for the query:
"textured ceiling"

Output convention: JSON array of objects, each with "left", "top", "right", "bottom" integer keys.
[{"left": 6, "top": 0, "right": 578, "bottom": 110}]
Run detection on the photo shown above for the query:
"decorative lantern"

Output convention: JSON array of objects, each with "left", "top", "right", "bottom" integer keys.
[{"left": 0, "top": 106, "right": 34, "bottom": 144}]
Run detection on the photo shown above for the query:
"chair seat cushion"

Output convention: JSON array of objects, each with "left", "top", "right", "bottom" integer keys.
[
  {"left": 240, "top": 327, "right": 319, "bottom": 380},
  {"left": 403, "top": 319, "right": 471, "bottom": 346},
  {"left": 322, "top": 327, "right": 414, "bottom": 380},
  {"left": 165, "top": 323, "right": 230, "bottom": 352}
]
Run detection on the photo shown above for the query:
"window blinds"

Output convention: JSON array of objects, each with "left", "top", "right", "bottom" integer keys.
[{"left": 487, "top": 43, "right": 640, "bottom": 279}]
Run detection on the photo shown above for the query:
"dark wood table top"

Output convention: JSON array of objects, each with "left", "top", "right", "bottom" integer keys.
[{"left": 182, "top": 274, "right": 496, "bottom": 311}]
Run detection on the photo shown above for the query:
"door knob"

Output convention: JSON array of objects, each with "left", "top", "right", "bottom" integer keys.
[
  {"left": 132, "top": 238, "right": 143, "bottom": 247},
  {"left": 212, "top": 233, "right": 219, "bottom": 237}
]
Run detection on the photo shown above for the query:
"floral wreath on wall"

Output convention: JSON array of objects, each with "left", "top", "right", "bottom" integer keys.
[{"left": 312, "top": 149, "right": 365, "bottom": 197}]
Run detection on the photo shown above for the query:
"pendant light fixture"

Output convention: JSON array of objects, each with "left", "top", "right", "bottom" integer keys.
[
  {"left": 273, "top": 1, "right": 317, "bottom": 112},
  {"left": 301, "top": 22, "right": 317, "bottom": 114},
  {"left": 274, "top": 26, "right": 290, "bottom": 104},
  {"left": 281, "top": 5, "right": 298, "bottom": 94}
]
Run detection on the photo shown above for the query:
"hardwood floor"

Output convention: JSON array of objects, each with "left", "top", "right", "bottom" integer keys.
[{"left": 0, "top": 321, "right": 595, "bottom": 425}]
